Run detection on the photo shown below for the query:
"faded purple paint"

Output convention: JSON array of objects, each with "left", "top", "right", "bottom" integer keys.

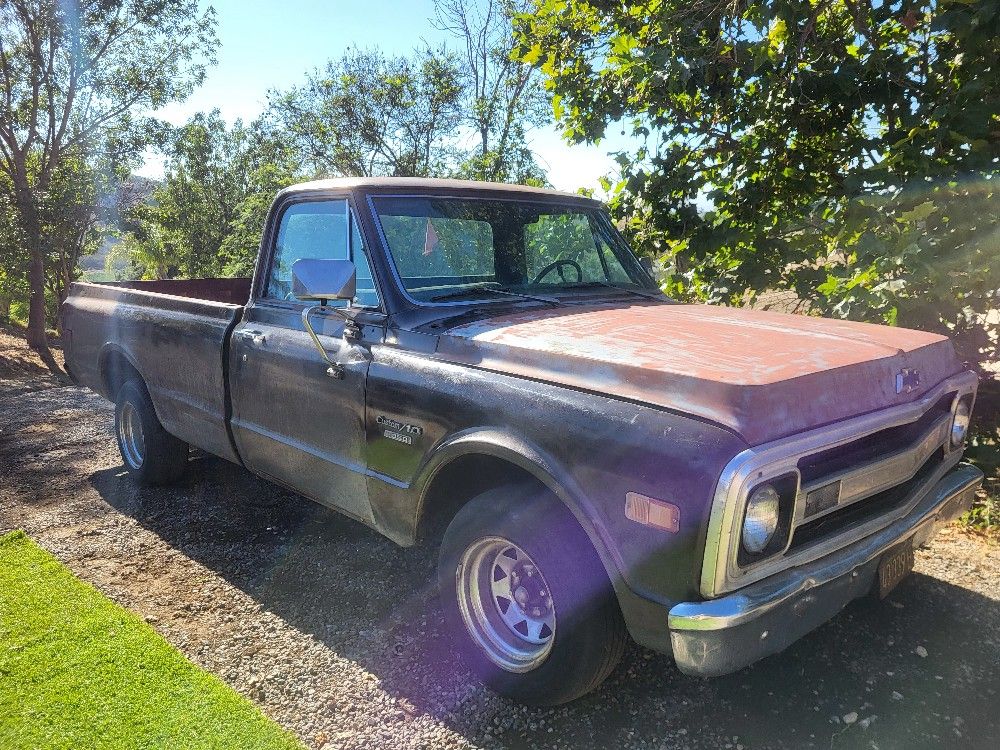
[{"left": 439, "top": 303, "right": 962, "bottom": 446}]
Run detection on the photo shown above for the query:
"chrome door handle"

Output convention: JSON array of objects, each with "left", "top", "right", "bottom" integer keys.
[{"left": 237, "top": 330, "right": 266, "bottom": 346}]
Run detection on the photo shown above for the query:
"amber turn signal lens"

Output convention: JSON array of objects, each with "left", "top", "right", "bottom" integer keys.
[{"left": 625, "top": 492, "right": 680, "bottom": 533}]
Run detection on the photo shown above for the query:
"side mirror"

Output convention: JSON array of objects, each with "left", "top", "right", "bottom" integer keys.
[{"left": 291, "top": 258, "right": 356, "bottom": 303}]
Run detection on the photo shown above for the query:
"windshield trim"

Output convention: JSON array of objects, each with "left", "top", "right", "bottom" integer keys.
[{"left": 365, "top": 192, "right": 653, "bottom": 309}]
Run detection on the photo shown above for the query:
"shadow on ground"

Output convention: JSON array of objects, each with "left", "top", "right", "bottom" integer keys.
[{"left": 89, "top": 455, "right": 1000, "bottom": 750}]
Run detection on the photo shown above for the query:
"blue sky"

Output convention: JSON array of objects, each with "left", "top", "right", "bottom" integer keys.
[{"left": 139, "top": 0, "right": 637, "bottom": 192}]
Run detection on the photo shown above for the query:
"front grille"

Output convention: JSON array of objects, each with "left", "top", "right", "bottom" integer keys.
[
  {"left": 797, "top": 395, "right": 952, "bottom": 484},
  {"left": 788, "top": 447, "right": 945, "bottom": 551},
  {"left": 709, "top": 376, "right": 975, "bottom": 599}
]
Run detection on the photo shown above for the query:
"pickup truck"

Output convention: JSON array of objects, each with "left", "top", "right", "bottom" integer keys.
[{"left": 62, "top": 177, "right": 983, "bottom": 705}]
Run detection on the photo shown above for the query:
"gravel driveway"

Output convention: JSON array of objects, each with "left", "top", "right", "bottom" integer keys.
[{"left": 2, "top": 372, "right": 998, "bottom": 749}]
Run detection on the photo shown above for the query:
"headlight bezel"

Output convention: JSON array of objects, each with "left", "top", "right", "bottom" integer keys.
[{"left": 736, "top": 473, "right": 798, "bottom": 567}]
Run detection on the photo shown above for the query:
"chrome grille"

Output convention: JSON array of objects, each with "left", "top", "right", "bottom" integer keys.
[
  {"left": 790, "top": 447, "right": 945, "bottom": 551},
  {"left": 792, "top": 411, "right": 952, "bottom": 529}
]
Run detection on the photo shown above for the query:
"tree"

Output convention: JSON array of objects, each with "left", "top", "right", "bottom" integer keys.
[
  {"left": 39, "top": 151, "right": 111, "bottom": 323},
  {"left": 117, "top": 111, "right": 299, "bottom": 279},
  {"left": 433, "top": 0, "right": 548, "bottom": 183},
  {"left": 268, "top": 46, "right": 465, "bottom": 178},
  {"left": 1, "top": 142, "right": 113, "bottom": 330},
  {"left": 0, "top": 0, "right": 216, "bottom": 352},
  {"left": 0, "top": 172, "right": 27, "bottom": 323},
  {"left": 517, "top": 0, "right": 1000, "bottom": 371}
]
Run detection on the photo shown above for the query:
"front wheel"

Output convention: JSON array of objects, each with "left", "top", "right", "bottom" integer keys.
[
  {"left": 114, "top": 379, "right": 188, "bottom": 486},
  {"left": 438, "top": 485, "right": 627, "bottom": 705}
]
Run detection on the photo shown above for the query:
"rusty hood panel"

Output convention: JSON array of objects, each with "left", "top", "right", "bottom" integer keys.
[{"left": 437, "top": 302, "right": 962, "bottom": 445}]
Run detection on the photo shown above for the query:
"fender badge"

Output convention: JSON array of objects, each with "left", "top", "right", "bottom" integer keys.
[
  {"left": 376, "top": 415, "right": 424, "bottom": 445},
  {"left": 895, "top": 368, "right": 920, "bottom": 394}
]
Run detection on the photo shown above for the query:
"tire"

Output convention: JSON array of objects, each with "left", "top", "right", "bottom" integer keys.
[
  {"left": 114, "top": 379, "right": 188, "bottom": 486},
  {"left": 438, "top": 484, "right": 627, "bottom": 705}
]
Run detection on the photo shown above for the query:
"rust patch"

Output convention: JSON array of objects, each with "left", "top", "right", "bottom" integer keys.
[{"left": 440, "top": 303, "right": 962, "bottom": 445}]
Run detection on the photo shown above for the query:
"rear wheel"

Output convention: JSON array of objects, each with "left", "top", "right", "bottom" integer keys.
[
  {"left": 438, "top": 484, "right": 627, "bottom": 705},
  {"left": 114, "top": 379, "right": 188, "bottom": 486}
]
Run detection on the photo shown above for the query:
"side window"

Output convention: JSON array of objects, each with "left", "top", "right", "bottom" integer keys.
[{"left": 265, "top": 199, "right": 379, "bottom": 307}]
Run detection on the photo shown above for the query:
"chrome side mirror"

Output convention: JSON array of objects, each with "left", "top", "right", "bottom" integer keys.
[
  {"left": 291, "top": 258, "right": 356, "bottom": 303},
  {"left": 292, "top": 259, "right": 357, "bottom": 379}
]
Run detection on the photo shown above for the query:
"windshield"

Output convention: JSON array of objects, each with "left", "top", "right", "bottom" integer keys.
[{"left": 371, "top": 196, "right": 654, "bottom": 303}]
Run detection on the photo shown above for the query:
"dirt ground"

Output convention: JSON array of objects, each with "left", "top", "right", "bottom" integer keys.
[{"left": 1, "top": 330, "right": 999, "bottom": 749}]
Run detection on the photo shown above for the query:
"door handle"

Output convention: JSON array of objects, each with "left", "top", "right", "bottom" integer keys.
[{"left": 237, "top": 330, "right": 266, "bottom": 346}]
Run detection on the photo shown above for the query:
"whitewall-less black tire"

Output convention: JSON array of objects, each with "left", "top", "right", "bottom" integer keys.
[
  {"left": 114, "top": 379, "right": 188, "bottom": 486},
  {"left": 438, "top": 484, "right": 627, "bottom": 705}
]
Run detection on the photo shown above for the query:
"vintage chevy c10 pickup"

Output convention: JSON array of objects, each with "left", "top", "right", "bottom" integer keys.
[{"left": 62, "top": 177, "right": 983, "bottom": 704}]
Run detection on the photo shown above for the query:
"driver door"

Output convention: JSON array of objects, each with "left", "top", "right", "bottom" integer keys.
[{"left": 229, "top": 196, "right": 381, "bottom": 523}]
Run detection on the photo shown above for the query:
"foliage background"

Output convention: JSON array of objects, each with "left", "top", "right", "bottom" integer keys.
[
  {"left": 516, "top": 0, "right": 999, "bottom": 375},
  {"left": 0, "top": 0, "right": 545, "bottom": 333}
]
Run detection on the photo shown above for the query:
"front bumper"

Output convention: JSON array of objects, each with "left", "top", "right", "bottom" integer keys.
[{"left": 667, "top": 463, "right": 983, "bottom": 677}]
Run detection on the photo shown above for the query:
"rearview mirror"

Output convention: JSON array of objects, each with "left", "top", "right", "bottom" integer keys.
[{"left": 291, "top": 258, "right": 356, "bottom": 303}]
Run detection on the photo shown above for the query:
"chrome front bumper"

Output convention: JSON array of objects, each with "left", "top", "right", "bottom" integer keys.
[{"left": 667, "top": 463, "right": 983, "bottom": 677}]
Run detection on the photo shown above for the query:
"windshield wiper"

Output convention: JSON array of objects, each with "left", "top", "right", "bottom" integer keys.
[
  {"left": 430, "top": 284, "right": 561, "bottom": 306},
  {"left": 556, "top": 280, "right": 667, "bottom": 302}
]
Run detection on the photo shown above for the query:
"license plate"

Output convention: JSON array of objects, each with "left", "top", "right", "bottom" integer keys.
[{"left": 878, "top": 542, "right": 915, "bottom": 599}]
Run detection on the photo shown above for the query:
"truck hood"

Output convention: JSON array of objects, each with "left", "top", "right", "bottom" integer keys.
[{"left": 436, "top": 302, "right": 962, "bottom": 445}]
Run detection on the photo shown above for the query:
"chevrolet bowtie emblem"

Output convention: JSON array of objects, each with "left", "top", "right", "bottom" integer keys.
[{"left": 895, "top": 368, "right": 920, "bottom": 394}]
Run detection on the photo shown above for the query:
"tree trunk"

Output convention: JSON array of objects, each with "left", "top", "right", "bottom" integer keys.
[
  {"left": 0, "top": 295, "right": 10, "bottom": 325},
  {"left": 26, "top": 241, "right": 48, "bottom": 351}
]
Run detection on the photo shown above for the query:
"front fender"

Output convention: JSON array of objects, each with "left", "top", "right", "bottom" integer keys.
[{"left": 412, "top": 427, "right": 629, "bottom": 583}]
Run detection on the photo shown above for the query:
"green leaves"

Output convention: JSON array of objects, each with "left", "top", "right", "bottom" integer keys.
[
  {"left": 898, "top": 200, "right": 938, "bottom": 225},
  {"left": 119, "top": 112, "right": 299, "bottom": 280},
  {"left": 519, "top": 0, "right": 1000, "bottom": 372},
  {"left": 0, "top": 0, "right": 219, "bottom": 344},
  {"left": 267, "top": 46, "right": 465, "bottom": 179}
]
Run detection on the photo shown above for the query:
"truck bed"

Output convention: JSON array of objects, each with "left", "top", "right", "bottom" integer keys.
[
  {"left": 100, "top": 277, "right": 251, "bottom": 305},
  {"left": 62, "top": 279, "right": 251, "bottom": 464}
]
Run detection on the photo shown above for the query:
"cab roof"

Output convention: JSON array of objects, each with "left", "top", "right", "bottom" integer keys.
[{"left": 281, "top": 176, "right": 602, "bottom": 205}]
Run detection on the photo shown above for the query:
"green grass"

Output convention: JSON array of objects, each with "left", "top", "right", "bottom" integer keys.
[{"left": 0, "top": 531, "right": 304, "bottom": 750}]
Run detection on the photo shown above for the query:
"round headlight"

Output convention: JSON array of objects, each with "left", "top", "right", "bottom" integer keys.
[
  {"left": 743, "top": 483, "right": 781, "bottom": 554},
  {"left": 952, "top": 399, "right": 971, "bottom": 448}
]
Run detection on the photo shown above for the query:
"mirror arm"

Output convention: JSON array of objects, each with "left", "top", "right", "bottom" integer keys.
[
  {"left": 301, "top": 303, "right": 346, "bottom": 380},
  {"left": 332, "top": 302, "right": 363, "bottom": 341}
]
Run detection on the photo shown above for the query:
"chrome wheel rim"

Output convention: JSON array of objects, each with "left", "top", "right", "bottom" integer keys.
[
  {"left": 119, "top": 402, "right": 145, "bottom": 469},
  {"left": 456, "top": 537, "right": 555, "bottom": 673}
]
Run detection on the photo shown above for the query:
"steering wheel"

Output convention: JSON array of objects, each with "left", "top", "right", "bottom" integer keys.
[{"left": 531, "top": 258, "right": 583, "bottom": 285}]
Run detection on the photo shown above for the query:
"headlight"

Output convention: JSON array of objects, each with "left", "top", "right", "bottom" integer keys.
[
  {"left": 742, "top": 483, "right": 781, "bottom": 553},
  {"left": 951, "top": 398, "right": 972, "bottom": 448}
]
